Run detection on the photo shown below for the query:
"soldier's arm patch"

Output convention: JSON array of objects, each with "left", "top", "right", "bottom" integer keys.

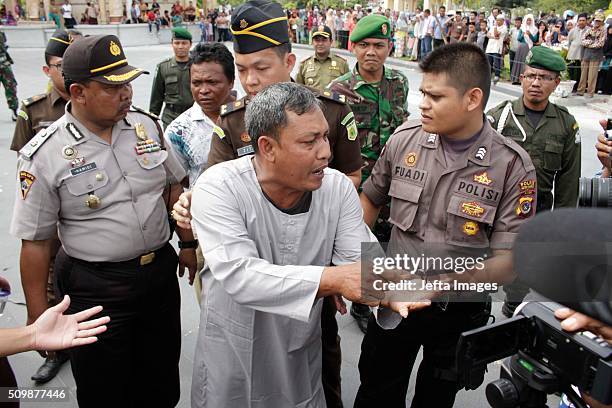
[
  {"left": 19, "top": 171, "right": 35, "bottom": 199},
  {"left": 17, "top": 109, "right": 28, "bottom": 121},
  {"left": 341, "top": 111, "right": 358, "bottom": 141},
  {"left": 213, "top": 125, "right": 225, "bottom": 139},
  {"left": 572, "top": 122, "right": 581, "bottom": 144}
]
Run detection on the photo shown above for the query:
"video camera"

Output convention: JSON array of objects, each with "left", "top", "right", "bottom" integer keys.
[
  {"left": 457, "top": 301, "right": 611, "bottom": 408},
  {"left": 456, "top": 208, "right": 612, "bottom": 407},
  {"left": 579, "top": 118, "right": 612, "bottom": 208}
]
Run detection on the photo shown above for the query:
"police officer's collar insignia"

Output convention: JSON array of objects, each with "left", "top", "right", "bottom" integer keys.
[
  {"left": 19, "top": 171, "right": 35, "bottom": 200},
  {"left": 66, "top": 123, "right": 84, "bottom": 141},
  {"left": 220, "top": 104, "right": 227, "bottom": 115},
  {"left": 475, "top": 146, "right": 487, "bottom": 160},
  {"left": 427, "top": 134, "right": 437, "bottom": 144},
  {"left": 473, "top": 172, "right": 492, "bottom": 186}
]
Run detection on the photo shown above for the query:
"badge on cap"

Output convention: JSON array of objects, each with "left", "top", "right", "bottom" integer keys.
[
  {"left": 134, "top": 123, "right": 148, "bottom": 141},
  {"left": 62, "top": 145, "right": 78, "bottom": 160},
  {"left": 381, "top": 23, "right": 388, "bottom": 35},
  {"left": 462, "top": 221, "right": 479, "bottom": 236},
  {"left": 473, "top": 172, "right": 492, "bottom": 186},
  {"left": 240, "top": 19, "right": 248, "bottom": 29},
  {"left": 461, "top": 201, "right": 485, "bottom": 218},
  {"left": 19, "top": 171, "right": 35, "bottom": 200},
  {"left": 109, "top": 41, "right": 121, "bottom": 56},
  {"left": 405, "top": 152, "right": 417, "bottom": 167}
]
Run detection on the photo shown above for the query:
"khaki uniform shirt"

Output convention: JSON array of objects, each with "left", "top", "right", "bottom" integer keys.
[
  {"left": 295, "top": 53, "right": 349, "bottom": 92},
  {"left": 207, "top": 89, "right": 362, "bottom": 175},
  {"left": 10, "top": 105, "right": 186, "bottom": 262},
  {"left": 10, "top": 88, "right": 67, "bottom": 152},
  {"left": 487, "top": 99, "right": 580, "bottom": 212},
  {"left": 362, "top": 120, "right": 536, "bottom": 253},
  {"left": 149, "top": 57, "right": 194, "bottom": 128}
]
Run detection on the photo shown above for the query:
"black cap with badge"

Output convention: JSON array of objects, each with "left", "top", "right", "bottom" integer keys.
[
  {"left": 45, "top": 30, "right": 73, "bottom": 58},
  {"left": 230, "top": 0, "right": 289, "bottom": 54},
  {"left": 62, "top": 35, "right": 148, "bottom": 85},
  {"left": 312, "top": 25, "right": 333, "bottom": 39}
]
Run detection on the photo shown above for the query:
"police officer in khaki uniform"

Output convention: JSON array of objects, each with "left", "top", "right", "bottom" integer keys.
[
  {"left": 149, "top": 27, "right": 194, "bottom": 128},
  {"left": 11, "top": 30, "right": 72, "bottom": 153},
  {"left": 9, "top": 29, "right": 73, "bottom": 385},
  {"left": 176, "top": 2, "right": 362, "bottom": 406},
  {"left": 296, "top": 25, "right": 349, "bottom": 91},
  {"left": 10, "top": 35, "right": 196, "bottom": 407},
  {"left": 487, "top": 46, "right": 581, "bottom": 317},
  {"left": 354, "top": 43, "right": 537, "bottom": 408}
]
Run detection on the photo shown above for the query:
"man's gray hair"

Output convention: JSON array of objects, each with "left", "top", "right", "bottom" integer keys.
[{"left": 245, "top": 82, "right": 323, "bottom": 152}]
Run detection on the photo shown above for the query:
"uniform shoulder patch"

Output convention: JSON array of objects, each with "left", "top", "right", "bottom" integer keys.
[
  {"left": 318, "top": 90, "right": 347, "bottom": 104},
  {"left": 18, "top": 123, "right": 58, "bottom": 160},
  {"left": 22, "top": 93, "right": 47, "bottom": 107},
  {"left": 130, "top": 105, "right": 160, "bottom": 121},
  {"left": 220, "top": 98, "right": 247, "bottom": 117}
]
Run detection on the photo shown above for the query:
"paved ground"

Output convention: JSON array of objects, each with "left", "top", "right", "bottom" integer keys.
[{"left": 0, "top": 43, "right": 606, "bottom": 408}]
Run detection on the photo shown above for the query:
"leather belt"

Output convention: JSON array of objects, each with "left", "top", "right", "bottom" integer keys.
[{"left": 69, "top": 244, "right": 168, "bottom": 268}]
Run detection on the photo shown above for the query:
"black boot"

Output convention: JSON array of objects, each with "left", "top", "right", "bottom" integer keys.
[{"left": 31, "top": 351, "right": 69, "bottom": 384}]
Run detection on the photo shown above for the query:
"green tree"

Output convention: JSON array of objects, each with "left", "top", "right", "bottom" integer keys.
[{"left": 529, "top": 0, "right": 608, "bottom": 14}]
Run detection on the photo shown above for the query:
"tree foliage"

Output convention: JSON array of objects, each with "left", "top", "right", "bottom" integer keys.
[{"left": 528, "top": 0, "right": 609, "bottom": 14}]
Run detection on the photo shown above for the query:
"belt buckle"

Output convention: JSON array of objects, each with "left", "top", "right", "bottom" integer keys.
[{"left": 140, "top": 252, "right": 155, "bottom": 266}]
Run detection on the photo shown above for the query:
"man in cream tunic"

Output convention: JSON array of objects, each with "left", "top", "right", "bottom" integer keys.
[{"left": 190, "top": 83, "right": 382, "bottom": 408}]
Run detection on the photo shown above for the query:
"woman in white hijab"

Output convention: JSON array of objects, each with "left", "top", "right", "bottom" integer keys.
[
  {"left": 511, "top": 14, "right": 537, "bottom": 83},
  {"left": 394, "top": 11, "right": 409, "bottom": 57}
]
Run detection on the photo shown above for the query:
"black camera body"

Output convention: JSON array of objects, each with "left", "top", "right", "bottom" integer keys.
[{"left": 456, "top": 302, "right": 612, "bottom": 408}]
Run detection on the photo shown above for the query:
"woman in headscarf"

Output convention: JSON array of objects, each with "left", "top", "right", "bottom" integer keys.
[
  {"left": 394, "top": 11, "right": 409, "bottom": 58},
  {"left": 511, "top": 14, "right": 537, "bottom": 84}
]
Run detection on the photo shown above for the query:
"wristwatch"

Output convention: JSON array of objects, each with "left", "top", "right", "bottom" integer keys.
[{"left": 178, "top": 239, "right": 198, "bottom": 249}]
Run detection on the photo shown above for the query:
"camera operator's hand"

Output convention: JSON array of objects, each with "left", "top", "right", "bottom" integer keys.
[
  {"left": 595, "top": 119, "right": 611, "bottom": 178},
  {"left": 555, "top": 307, "right": 612, "bottom": 343}
]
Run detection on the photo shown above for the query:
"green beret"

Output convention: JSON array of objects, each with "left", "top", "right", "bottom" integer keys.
[
  {"left": 45, "top": 29, "right": 72, "bottom": 58},
  {"left": 172, "top": 27, "right": 192, "bottom": 41},
  {"left": 349, "top": 15, "right": 391, "bottom": 43},
  {"left": 231, "top": 0, "right": 289, "bottom": 54},
  {"left": 525, "top": 46, "right": 566, "bottom": 73}
]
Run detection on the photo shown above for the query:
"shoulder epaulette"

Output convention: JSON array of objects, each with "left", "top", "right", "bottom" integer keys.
[
  {"left": 19, "top": 123, "right": 58, "bottom": 160},
  {"left": 556, "top": 104, "right": 570, "bottom": 114},
  {"left": 130, "top": 105, "right": 160, "bottom": 121},
  {"left": 300, "top": 55, "right": 313, "bottom": 64},
  {"left": 332, "top": 53, "right": 347, "bottom": 61},
  {"left": 318, "top": 90, "right": 347, "bottom": 104},
  {"left": 395, "top": 119, "right": 422, "bottom": 133},
  {"left": 22, "top": 93, "right": 47, "bottom": 107},
  {"left": 220, "top": 99, "right": 246, "bottom": 117},
  {"left": 500, "top": 136, "right": 535, "bottom": 172}
]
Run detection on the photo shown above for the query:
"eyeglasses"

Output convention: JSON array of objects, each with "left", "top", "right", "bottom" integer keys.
[
  {"left": 48, "top": 63, "right": 62, "bottom": 70},
  {"left": 522, "top": 73, "right": 557, "bottom": 83}
]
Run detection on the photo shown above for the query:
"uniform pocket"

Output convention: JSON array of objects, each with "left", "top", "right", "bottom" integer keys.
[
  {"left": 164, "top": 74, "right": 179, "bottom": 97},
  {"left": 388, "top": 181, "right": 422, "bottom": 232},
  {"left": 303, "top": 69, "right": 319, "bottom": 86},
  {"left": 64, "top": 169, "right": 109, "bottom": 196},
  {"left": 445, "top": 195, "right": 497, "bottom": 248},
  {"left": 543, "top": 139, "right": 563, "bottom": 171}
]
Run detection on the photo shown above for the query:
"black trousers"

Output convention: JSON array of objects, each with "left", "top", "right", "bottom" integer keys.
[
  {"left": 54, "top": 243, "right": 181, "bottom": 408},
  {"left": 354, "top": 301, "right": 490, "bottom": 408},
  {"left": 321, "top": 296, "right": 343, "bottom": 408}
]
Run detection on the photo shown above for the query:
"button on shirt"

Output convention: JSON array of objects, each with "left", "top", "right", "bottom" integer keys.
[
  {"left": 10, "top": 105, "right": 186, "bottom": 262},
  {"left": 164, "top": 103, "right": 216, "bottom": 188}
]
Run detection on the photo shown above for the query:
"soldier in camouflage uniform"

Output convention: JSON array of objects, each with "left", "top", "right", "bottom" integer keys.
[
  {"left": 0, "top": 30, "right": 18, "bottom": 121},
  {"left": 328, "top": 14, "right": 409, "bottom": 333},
  {"left": 487, "top": 46, "right": 581, "bottom": 317}
]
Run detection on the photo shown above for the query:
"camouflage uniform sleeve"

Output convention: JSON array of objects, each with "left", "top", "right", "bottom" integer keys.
[
  {"left": 399, "top": 72, "right": 410, "bottom": 121},
  {"left": 489, "top": 152, "right": 537, "bottom": 250},
  {"left": 206, "top": 117, "right": 235, "bottom": 168},
  {"left": 149, "top": 63, "right": 165, "bottom": 116},
  {"left": 331, "top": 102, "right": 362, "bottom": 175},
  {"left": 361, "top": 133, "right": 398, "bottom": 207},
  {"left": 554, "top": 114, "right": 581, "bottom": 208},
  {"left": 10, "top": 102, "right": 33, "bottom": 152}
]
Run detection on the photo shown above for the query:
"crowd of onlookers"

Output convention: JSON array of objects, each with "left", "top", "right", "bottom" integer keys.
[{"left": 286, "top": 5, "right": 611, "bottom": 95}]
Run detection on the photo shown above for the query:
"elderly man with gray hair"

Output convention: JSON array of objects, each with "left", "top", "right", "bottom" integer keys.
[{"left": 189, "top": 82, "right": 386, "bottom": 407}]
